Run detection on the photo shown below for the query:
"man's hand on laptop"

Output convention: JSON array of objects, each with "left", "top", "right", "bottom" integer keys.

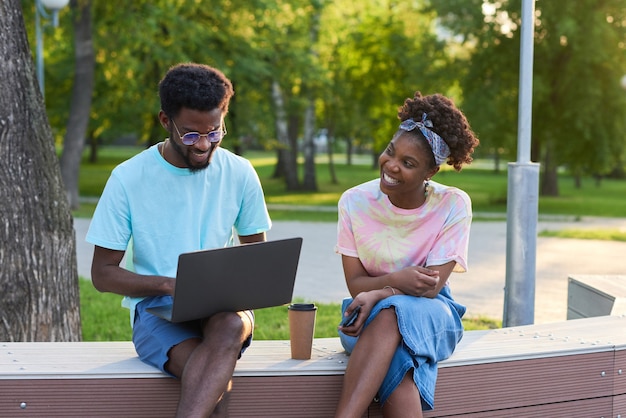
[{"left": 157, "top": 276, "right": 176, "bottom": 296}]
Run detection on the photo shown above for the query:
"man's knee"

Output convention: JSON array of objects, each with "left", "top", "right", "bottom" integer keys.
[{"left": 203, "top": 312, "right": 250, "bottom": 345}]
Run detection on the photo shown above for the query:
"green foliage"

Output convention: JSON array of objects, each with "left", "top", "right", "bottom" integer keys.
[
  {"left": 317, "top": 1, "right": 452, "bottom": 155},
  {"left": 27, "top": 1, "right": 461, "bottom": 157},
  {"left": 431, "top": 0, "right": 626, "bottom": 193},
  {"left": 531, "top": 0, "right": 626, "bottom": 179},
  {"left": 24, "top": 0, "right": 626, "bottom": 190}
]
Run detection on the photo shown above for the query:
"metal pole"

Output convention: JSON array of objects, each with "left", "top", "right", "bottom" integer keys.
[
  {"left": 34, "top": 0, "right": 62, "bottom": 98},
  {"left": 503, "top": 0, "right": 540, "bottom": 327}
]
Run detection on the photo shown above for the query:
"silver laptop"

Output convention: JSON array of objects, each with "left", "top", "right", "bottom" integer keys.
[{"left": 146, "top": 237, "right": 303, "bottom": 323}]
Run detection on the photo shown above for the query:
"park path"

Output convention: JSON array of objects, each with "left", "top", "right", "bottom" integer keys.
[{"left": 74, "top": 216, "right": 626, "bottom": 324}]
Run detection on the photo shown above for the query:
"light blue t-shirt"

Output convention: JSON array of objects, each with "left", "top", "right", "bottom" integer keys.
[{"left": 86, "top": 144, "right": 272, "bottom": 322}]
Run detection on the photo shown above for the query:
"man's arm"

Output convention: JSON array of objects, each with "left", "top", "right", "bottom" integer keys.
[
  {"left": 90, "top": 245, "right": 175, "bottom": 297},
  {"left": 238, "top": 232, "right": 266, "bottom": 244},
  {"left": 92, "top": 231, "right": 266, "bottom": 296}
]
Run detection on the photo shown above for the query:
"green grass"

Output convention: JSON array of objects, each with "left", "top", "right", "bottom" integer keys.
[
  {"left": 539, "top": 228, "right": 626, "bottom": 242},
  {"left": 75, "top": 146, "right": 626, "bottom": 220},
  {"left": 79, "top": 279, "right": 500, "bottom": 341},
  {"left": 80, "top": 279, "right": 132, "bottom": 341}
]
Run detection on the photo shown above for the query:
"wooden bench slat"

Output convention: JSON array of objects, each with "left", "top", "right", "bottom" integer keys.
[
  {"left": 0, "top": 339, "right": 352, "bottom": 379},
  {"left": 444, "top": 315, "right": 625, "bottom": 367},
  {"left": 1, "top": 378, "right": 180, "bottom": 418},
  {"left": 0, "top": 376, "right": 384, "bottom": 418},
  {"left": 2, "top": 316, "right": 624, "bottom": 379},
  {"left": 431, "top": 397, "right": 614, "bottom": 418},
  {"left": 615, "top": 393, "right": 626, "bottom": 415},
  {"left": 428, "top": 351, "right": 614, "bottom": 416},
  {"left": 1, "top": 315, "right": 625, "bottom": 417},
  {"left": 615, "top": 349, "right": 626, "bottom": 396}
]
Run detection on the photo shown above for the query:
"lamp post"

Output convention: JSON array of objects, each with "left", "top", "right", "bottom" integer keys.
[
  {"left": 35, "top": 0, "right": 70, "bottom": 97},
  {"left": 503, "top": 0, "right": 539, "bottom": 327}
]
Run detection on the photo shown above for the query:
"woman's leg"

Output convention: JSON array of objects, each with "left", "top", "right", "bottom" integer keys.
[
  {"left": 335, "top": 308, "right": 401, "bottom": 418},
  {"left": 382, "top": 372, "right": 423, "bottom": 418}
]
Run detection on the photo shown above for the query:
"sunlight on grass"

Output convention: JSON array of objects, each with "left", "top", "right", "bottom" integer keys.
[
  {"left": 80, "top": 279, "right": 501, "bottom": 342},
  {"left": 76, "top": 147, "right": 626, "bottom": 221},
  {"left": 266, "top": 193, "right": 340, "bottom": 206},
  {"left": 268, "top": 210, "right": 337, "bottom": 222},
  {"left": 539, "top": 228, "right": 626, "bottom": 242},
  {"left": 462, "top": 316, "right": 502, "bottom": 330}
]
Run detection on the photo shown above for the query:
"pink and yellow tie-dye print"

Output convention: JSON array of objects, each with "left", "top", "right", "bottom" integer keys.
[{"left": 335, "top": 179, "right": 471, "bottom": 280}]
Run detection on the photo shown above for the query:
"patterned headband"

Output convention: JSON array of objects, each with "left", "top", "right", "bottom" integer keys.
[{"left": 399, "top": 113, "right": 450, "bottom": 166}]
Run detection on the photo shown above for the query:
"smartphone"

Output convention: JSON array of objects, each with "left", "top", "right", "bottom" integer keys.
[{"left": 340, "top": 305, "right": 361, "bottom": 327}]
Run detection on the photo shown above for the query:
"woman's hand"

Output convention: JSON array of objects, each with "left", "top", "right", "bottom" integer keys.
[
  {"left": 338, "top": 290, "right": 385, "bottom": 337},
  {"left": 391, "top": 265, "right": 440, "bottom": 298}
]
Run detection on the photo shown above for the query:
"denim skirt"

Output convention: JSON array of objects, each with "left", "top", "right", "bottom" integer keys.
[{"left": 338, "top": 286, "right": 466, "bottom": 410}]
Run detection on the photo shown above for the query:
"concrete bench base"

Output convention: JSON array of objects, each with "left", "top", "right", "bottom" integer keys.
[{"left": 2, "top": 315, "right": 625, "bottom": 417}]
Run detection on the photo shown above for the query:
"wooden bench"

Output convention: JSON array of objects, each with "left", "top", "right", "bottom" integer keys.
[{"left": 2, "top": 315, "right": 625, "bottom": 417}]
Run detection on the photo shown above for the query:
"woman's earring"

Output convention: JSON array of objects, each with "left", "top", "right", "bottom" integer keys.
[{"left": 424, "top": 180, "right": 430, "bottom": 196}]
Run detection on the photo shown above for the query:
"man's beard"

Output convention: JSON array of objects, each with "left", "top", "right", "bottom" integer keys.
[{"left": 169, "top": 138, "right": 213, "bottom": 172}]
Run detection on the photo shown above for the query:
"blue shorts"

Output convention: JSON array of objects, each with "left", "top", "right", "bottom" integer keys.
[
  {"left": 132, "top": 295, "right": 254, "bottom": 376},
  {"left": 338, "top": 286, "right": 465, "bottom": 410}
]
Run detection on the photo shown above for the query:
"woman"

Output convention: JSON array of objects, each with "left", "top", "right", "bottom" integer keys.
[{"left": 334, "top": 92, "right": 480, "bottom": 418}]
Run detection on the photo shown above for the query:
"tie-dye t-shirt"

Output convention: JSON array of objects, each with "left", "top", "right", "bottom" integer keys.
[{"left": 335, "top": 179, "right": 471, "bottom": 279}]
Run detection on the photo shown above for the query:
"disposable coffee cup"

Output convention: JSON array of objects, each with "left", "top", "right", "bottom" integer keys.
[{"left": 288, "top": 303, "right": 317, "bottom": 360}]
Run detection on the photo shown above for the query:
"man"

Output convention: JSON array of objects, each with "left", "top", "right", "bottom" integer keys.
[{"left": 87, "top": 63, "right": 271, "bottom": 417}]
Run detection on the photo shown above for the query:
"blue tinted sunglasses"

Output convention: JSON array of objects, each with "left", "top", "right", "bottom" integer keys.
[{"left": 172, "top": 119, "right": 227, "bottom": 146}]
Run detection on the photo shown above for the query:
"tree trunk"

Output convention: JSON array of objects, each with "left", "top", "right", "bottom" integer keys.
[
  {"left": 574, "top": 174, "right": 582, "bottom": 189},
  {"left": 89, "top": 135, "right": 98, "bottom": 163},
  {"left": 272, "top": 148, "right": 285, "bottom": 179},
  {"left": 271, "top": 80, "right": 299, "bottom": 190},
  {"left": 326, "top": 127, "right": 338, "bottom": 185},
  {"left": 287, "top": 114, "right": 300, "bottom": 174},
  {"left": 60, "top": 0, "right": 94, "bottom": 210},
  {"left": 371, "top": 149, "right": 378, "bottom": 169},
  {"left": 301, "top": 100, "right": 317, "bottom": 191},
  {"left": 301, "top": 1, "right": 322, "bottom": 192},
  {"left": 541, "top": 165, "right": 559, "bottom": 196},
  {"left": 593, "top": 174, "right": 602, "bottom": 187},
  {"left": 540, "top": 144, "right": 559, "bottom": 197},
  {"left": 0, "top": 0, "right": 81, "bottom": 342},
  {"left": 345, "top": 137, "right": 353, "bottom": 166},
  {"left": 494, "top": 148, "right": 501, "bottom": 174}
]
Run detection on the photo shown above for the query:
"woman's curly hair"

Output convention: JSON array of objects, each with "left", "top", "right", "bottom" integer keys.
[{"left": 397, "top": 91, "right": 479, "bottom": 171}]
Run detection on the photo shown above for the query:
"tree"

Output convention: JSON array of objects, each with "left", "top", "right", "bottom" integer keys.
[
  {"left": 531, "top": 0, "right": 626, "bottom": 194},
  {"left": 60, "top": 0, "right": 94, "bottom": 210},
  {"left": 318, "top": 0, "right": 452, "bottom": 164},
  {"left": 0, "top": 0, "right": 81, "bottom": 341},
  {"left": 432, "top": 0, "right": 626, "bottom": 195},
  {"left": 23, "top": 0, "right": 473, "bottom": 197},
  {"left": 301, "top": 0, "right": 324, "bottom": 192}
]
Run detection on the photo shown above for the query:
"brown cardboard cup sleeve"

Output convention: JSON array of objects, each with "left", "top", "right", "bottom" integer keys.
[{"left": 287, "top": 303, "right": 317, "bottom": 360}]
